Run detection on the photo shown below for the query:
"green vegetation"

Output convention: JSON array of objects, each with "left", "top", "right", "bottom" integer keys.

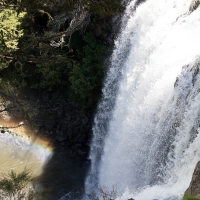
[
  {"left": 0, "top": 8, "right": 25, "bottom": 50},
  {"left": 0, "top": 7, "right": 26, "bottom": 70},
  {"left": 81, "top": 0, "right": 126, "bottom": 18},
  {"left": 69, "top": 33, "right": 107, "bottom": 104},
  {"left": 0, "top": 0, "right": 125, "bottom": 109},
  {"left": 0, "top": 169, "right": 48, "bottom": 200},
  {"left": 183, "top": 193, "right": 200, "bottom": 200},
  {"left": 3, "top": 0, "right": 125, "bottom": 19}
]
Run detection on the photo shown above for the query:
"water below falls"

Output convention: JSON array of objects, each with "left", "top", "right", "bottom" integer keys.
[
  {"left": 0, "top": 118, "right": 88, "bottom": 200},
  {"left": 85, "top": 0, "right": 200, "bottom": 199},
  {"left": 0, "top": 119, "right": 52, "bottom": 177}
]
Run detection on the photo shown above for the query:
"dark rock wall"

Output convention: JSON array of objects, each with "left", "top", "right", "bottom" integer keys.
[{"left": 185, "top": 161, "right": 200, "bottom": 198}]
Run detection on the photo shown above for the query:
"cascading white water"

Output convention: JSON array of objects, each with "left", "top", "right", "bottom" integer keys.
[{"left": 85, "top": 0, "right": 200, "bottom": 199}]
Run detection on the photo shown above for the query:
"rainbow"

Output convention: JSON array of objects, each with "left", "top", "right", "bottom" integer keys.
[{"left": 0, "top": 125, "right": 53, "bottom": 175}]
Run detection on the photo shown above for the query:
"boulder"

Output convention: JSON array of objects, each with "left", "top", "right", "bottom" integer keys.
[{"left": 185, "top": 161, "right": 200, "bottom": 198}]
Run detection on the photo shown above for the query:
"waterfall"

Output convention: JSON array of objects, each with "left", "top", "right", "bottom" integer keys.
[{"left": 85, "top": 0, "right": 200, "bottom": 199}]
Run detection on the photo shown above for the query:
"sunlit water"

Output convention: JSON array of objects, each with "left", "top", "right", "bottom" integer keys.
[
  {"left": 85, "top": 0, "right": 200, "bottom": 199},
  {"left": 0, "top": 118, "right": 52, "bottom": 176},
  {"left": 0, "top": 117, "right": 88, "bottom": 200}
]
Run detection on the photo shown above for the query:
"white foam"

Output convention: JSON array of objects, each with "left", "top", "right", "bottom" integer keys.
[{"left": 86, "top": 0, "right": 200, "bottom": 199}]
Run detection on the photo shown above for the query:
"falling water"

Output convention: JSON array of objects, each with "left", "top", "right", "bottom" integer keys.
[{"left": 85, "top": 0, "right": 200, "bottom": 199}]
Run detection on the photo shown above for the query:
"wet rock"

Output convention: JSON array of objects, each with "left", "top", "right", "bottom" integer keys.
[
  {"left": 73, "top": 119, "right": 81, "bottom": 126},
  {"left": 34, "top": 129, "right": 39, "bottom": 133},
  {"left": 185, "top": 161, "right": 200, "bottom": 198},
  {"left": 1, "top": 129, "right": 5, "bottom": 133},
  {"left": 77, "top": 150, "right": 87, "bottom": 156},
  {"left": 0, "top": 87, "right": 93, "bottom": 160},
  {"left": 189, "top": 0, "right": 200, "bottom": 12},
  {"left": 81, "top": 116, "right": 89, "bottom": 125},
  {"left": 56, "top": 135, "right": 66, "bottom": 142},
  {"left": 42, "top": 94, "right": 49, "bottom": 102},
  {"left": 43, "top": 118, "right": 55, "bottom": 130},
  {"left": 75, "top": 144, "right": 82, "bottom": 148},
  {"left": 6, "top": 102, "right": 15, "bottom": 109},
  {"left": 77, "top": 134, "right": 86, "bottom": 144},
  {"left": 135, "top": 0, "right": 146, "bottom": 7},
  {"left": 57, "top": 109, "right": 63, "bottom": 118},
  {"left": 56, "top": 124, "right": 61, "bottom": 130},
  {"left": 65, "top": 115, "right": 71, "bottom": 122},
  {"left": 32, "top": 119, "right": 43, "bottom": 128}
]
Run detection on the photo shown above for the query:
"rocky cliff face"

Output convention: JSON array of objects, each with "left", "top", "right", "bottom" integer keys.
[
  {"left": 185, "top": 161, "right": 200, "bottom": 198},
  {"left": 0, "top": 88, "right": 92, "bottom": 161},
  {"left": 182, "top": 1, "right": 200, "bottom": 198},
  {"left": 189, "top": 0, "right": 200, "bottom": 12}
]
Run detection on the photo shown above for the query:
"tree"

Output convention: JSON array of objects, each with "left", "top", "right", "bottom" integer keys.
[
  {"left": 0, "top": 8, "right": 25, "bottom": 50},
  {"left": 82, "top": 0, "right": 126, "bottom": 18},
  {"left": 69, "top": 32, "right": 106, "bottom": 104},
  {"left": 0, "top": 0, "right": 126, "bottom": 107},
  {"left": 0, "top": 7, "right": 26, "bottom": 69}
]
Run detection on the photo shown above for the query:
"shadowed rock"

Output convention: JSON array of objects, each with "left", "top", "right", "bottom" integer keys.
[
  {"left": 185, "top": 161, "right": 200, "bottom": 198},
  {"left": 189, "top": 0, "right": 200, "bottom": 12}
]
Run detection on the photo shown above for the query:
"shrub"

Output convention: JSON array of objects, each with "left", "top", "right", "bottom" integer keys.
[
  {"left": 81, "top": 0, "right": 126, "bottom": 18},
  {"left": 0, "top": 168, "right": 48, "bottom": 200},
  {"left": 69, "top": 32, "right": 106, "bottom": 105},
  {"left": 0, "top": 8, "right": 26, "bottom": 51},
  {"left": 183, "top": 193, "right": 200, "bottom": 200}
]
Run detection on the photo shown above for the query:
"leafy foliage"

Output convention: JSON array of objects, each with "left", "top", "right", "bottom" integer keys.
[
  {"left": 0, "top": 169, "right": 47, "bottom": 200},
  {"left": 10, "top": 32, "right": 106, "bottom": 106},
  {"left": 34, "top": 60, "right": 72, "bottom": 91},
  {"left": 2, "top": 0, "right": 49, "bottom": 13},
  {"left": 0, "top": 7, "right": 25, "bottom": 70},
  {"left": 0, "top": 8, "right": 25, "bottom": 50},
  {"left": 82, "top": 0, "right": 126, "bottom": 18},
  {"left": 3, "top": 0, "right": 125, "bottom": 18},
  {"left": 0, "top": 0, "right": 124, "bottom": 108},
  {"left": 0, "top": 59, "right": 11, "bottom": 70},
  {"left": 69, "top": 32, "right": 106, "bottom": 104}
]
